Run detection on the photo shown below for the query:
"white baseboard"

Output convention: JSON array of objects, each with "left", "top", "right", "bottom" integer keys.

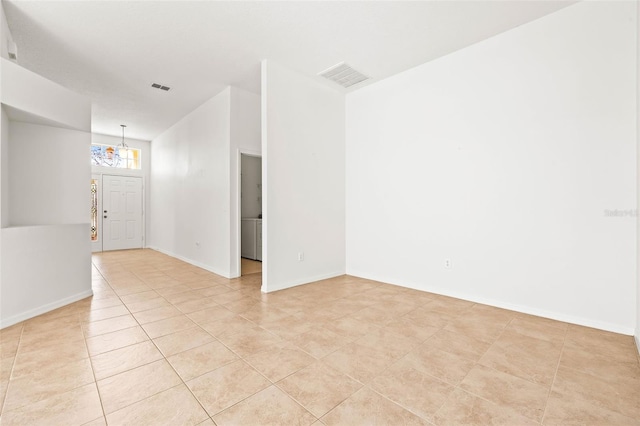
[
  {"left": 262, "top": 270, "right": 346, "bottom": 293},
  {"left": 346, "top": 269, "right": 635, "bottom": 336},
  {"left": 0, "top": 289, "right": 94, "bottom": 330},
  {"left": 146, "top": 246, "right": 232, "bottom": 279}
]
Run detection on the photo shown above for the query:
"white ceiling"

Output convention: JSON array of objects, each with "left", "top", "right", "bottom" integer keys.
[{"left": 4, "top": 0, "right": 575, "bottom": 141}]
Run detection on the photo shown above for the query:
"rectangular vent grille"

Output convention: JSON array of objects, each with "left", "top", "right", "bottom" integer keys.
[
  {"left": 319, "top": 63, "right": 369, "bottom": 88},
  {"left": 151, "top": 83, "right": 171, "bottom": 91}
]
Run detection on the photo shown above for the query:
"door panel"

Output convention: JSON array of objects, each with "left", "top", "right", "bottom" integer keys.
[{"left": 103, "top": 175, "right": 142, "bottom": 251}]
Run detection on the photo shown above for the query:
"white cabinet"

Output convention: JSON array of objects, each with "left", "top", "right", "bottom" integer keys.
[{"left": 241, "top": 218, "right": 262, "bottom": 261}]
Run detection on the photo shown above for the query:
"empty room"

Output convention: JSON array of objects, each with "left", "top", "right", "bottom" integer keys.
[{"left": 0, "top": 1, "right": 638, "bottom": 425}]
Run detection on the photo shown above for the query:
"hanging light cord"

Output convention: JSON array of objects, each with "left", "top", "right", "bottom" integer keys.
[{"left": 120, "top": 124, "right": 128, "bottom": 149}]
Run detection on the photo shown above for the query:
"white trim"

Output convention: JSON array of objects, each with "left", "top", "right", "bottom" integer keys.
[
  {"left": 146, "top": 246, "right": 231, "bottom": 279},
  {"left": 635, "top": 334, "right": 640, "bottom": 357},
  {"left": 261, "top": 270, "right": 345, "bottom": 293},
  {"left": 347, "top": 268, "right": 636, "bottom": 336},
  {"left": 0, "top": 289, "right": 93, "bottom": 330}
]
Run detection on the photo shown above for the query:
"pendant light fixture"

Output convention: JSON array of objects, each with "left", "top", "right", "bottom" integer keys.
[{"left": 118, "top": 124, "right": 129, "bottom": 160}]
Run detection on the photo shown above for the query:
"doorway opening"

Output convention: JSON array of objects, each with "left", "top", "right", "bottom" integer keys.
[{"left": 240, "top": 153, "right": 262, "bottom": 276}]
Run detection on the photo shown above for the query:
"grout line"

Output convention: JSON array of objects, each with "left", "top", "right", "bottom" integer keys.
[{"left": 539, "top": 325, "right": 568, "bottom": 425}]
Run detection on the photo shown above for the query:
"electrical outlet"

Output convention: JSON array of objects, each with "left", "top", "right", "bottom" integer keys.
[
  {"left": 444, "top": 258, "right": 452, "bottom": 269},
  {"left": 298, "top": 252, "right": 304, "bottom": 262}
]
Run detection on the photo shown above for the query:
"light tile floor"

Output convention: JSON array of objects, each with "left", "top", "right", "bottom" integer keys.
[{"left": 0, "top": 249, "right": 639, "bottom": 425}]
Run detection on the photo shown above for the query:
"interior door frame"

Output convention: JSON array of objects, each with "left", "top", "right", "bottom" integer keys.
[
  {"left": 235, "top": 149, "right": 262, "bottom": 277},
  {"left": 98, "top": 173, "right": 146, "bottom": 252}
]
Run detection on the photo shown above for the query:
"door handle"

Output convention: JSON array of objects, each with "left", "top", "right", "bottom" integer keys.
[
  {"left": 104, "top": 210, "right": 107, "bottom": 213},
  {"left": 103, "top": 215, "right": 107, "bottom": 219}
]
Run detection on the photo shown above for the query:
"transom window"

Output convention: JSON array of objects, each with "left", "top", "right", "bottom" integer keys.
[{"left": 91, "top": 144, "right": 141, "bottom": 169}]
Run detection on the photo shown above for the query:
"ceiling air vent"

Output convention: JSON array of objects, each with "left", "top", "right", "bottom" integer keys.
[
  {"left": 151, "top": 83, "right": 171, "bottom": 91},
  {"left": 319, "top": 63, "right": 369, "bottom": 88}
]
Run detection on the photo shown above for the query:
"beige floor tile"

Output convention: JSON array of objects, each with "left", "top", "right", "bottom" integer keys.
[
  {"left": 216, "top": 327, "right": 284, "bottom": 358},
  {"left": 349, "top": 306, "right": 398, "bottom": 327},
  {"left": 10, "top": 250, "right": 640, "bottom": 425},
  {"left": 187, "top": 359, "right": 271, "bottom": 415},
  {"left": 433, "top": 388, "right": 539, "bottom": 426},
  {"left": 559, "top": 342, "right": 640, "bottom": 385},
  {"left": 106, "top": 384, "right": 209, "bottom": 426},
  {"left": 82, "top": 416, "right": 107, "bottom": 426},
  {"left": 24, "top": 312, "right": 82, "bottom": 333},
  {"left": 551, "top": 365, "right": 640, "bottom": 419},
  {"left": 132, "top": 305, "right": 183, "bottom": 325},
  {"left": 260, "top": 315, "right": 316, "bottom": 340},
  {"left": 371, "top": 361, "right": 454, "bottom": 421},
  {"left": 383, "top": 316, "right": 441, "bottom": 342},
  {"left": 402, "top": 343, "right": 476, "bottom": 386},
  {"left": 90, "top": 340, "right": 163, "bottom": 380},
  {"left": 85, "top": 305, "right": 131, "bottom": 323},
  {"left": 97, "top": 359, "right": 181, "bottom": 414},
  {"left": 222, "top": 296, "right": 262, "bottom": 313},
  {"left": 11, "top": 338, "right": 88, "bottom": 379},
  {"left": 198, "top": 315, "right": 258, "bottom": 338},
  {"left": 175, "top": 297, "right": 220, "bottom": 314},
  {"left": 119, "top": 290, "right": 161, "bottom": 305},
  {"left": 543, "top": 390, "right": 639, "bottom": 425},
  {"left": 141, "top": 315, "right": 197, "bottom": 339},
  {"left": 167, "top": 340, "right": 238, "bottom": 381},
  {"left": 213, "top": 385, "right": 316, "bottom": 426},
  {"left": 124, "top": 297, "right": 172, "bottom": 314},
  {"left": 0, "top": 383, "right": 103, "bottom": 426},
  {"left": 320, "top": 316, "right": 379, "bottom": 342},
  {"left": 479, "top": 329, "right": 562, "bottom": 386},
  {"left": 322, "top": 387, "right": 429, "bottom": 425},
  {"left": 3, "top": 358, "right": 95, "bottom": 412},
  {"left": 354, "top": 327, "right": 420, "bottom": 360},
  {"left": 506, "top": 316, "right": 567, "bottom": 344},
  {"left": 153, "top": 327, "right": 214, "bottom": 357},
  {"left": 277, "top": 362, "right": 362, "bottom": 418},
  {"left": 83, "top": 314, "right": 138, "bottom": 338},
  {"left": 86, "top": 326, "right": 149, "bottom": 356},
  {"left": 322, "top": 342, "right": 398, "bottom": 383},
  {"left": 245, "top": 344, "right": 317, "bottom": 382},
  {"left": 18, "top": 324, "right": 86, "bottom": 352},
  {"left": 291, "top": 326, "right": 351, "bottom": 359},
  {"left": 187, "top": 305, "right": 237, "bottom": 325},
  {"left": 459, "top": 364, "right": 548, "bottom": 422},
  {"left": 444, "top": 316, "right": 505, "bottom": 344},
  {"left": 424, "top": 328, "right": 491, "bottom": 361}
]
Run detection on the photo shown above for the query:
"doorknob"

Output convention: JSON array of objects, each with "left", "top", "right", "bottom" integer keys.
[
  {"left": 104, "top": 210, "right": 107, "bottom": 213},
  {"left": 103, "top": 215, "right": 107, "bottom": 219}
]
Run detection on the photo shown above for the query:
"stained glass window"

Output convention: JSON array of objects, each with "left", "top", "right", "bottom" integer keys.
[
  {"left": 91, "top": 144, "right": 141, "bottom": 169},
  {"left": 91, "top": 179, "right": 98, "bottom": 241}
]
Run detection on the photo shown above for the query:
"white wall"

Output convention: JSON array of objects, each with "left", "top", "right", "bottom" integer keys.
[
  {"left": 636, "top": 0, "right": 640, "bottom": 355},
  {"left": 0, "top": 60, "right": 92, "bottom": 328},
  {"left": 1, "top": 107, "right": 8, "bottom": 228},
  {"left": 346, "top": 1, "right": 637, "bottom": 334},
  {"left": 1, "top": 224, "right": 92, "bottom": 327},
  {"left": 230, "top": 86, "right": 261, "bottom": 277},
  {"left": 262, "top": 60, "right": 345, "bottom": 292},
  {"left": 9, "top": 122, "right": 89, "bottom": 226},
  {"left": 92, "top": 133, "right": 151, "bottom": 250},
  {"left": 150, "top": 88, "right": 232, "bottom": 276}
]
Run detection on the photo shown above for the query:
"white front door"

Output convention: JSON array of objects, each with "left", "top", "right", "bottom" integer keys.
[{"left": 103, "top": 175, "right": 143, "bottom": 251}]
